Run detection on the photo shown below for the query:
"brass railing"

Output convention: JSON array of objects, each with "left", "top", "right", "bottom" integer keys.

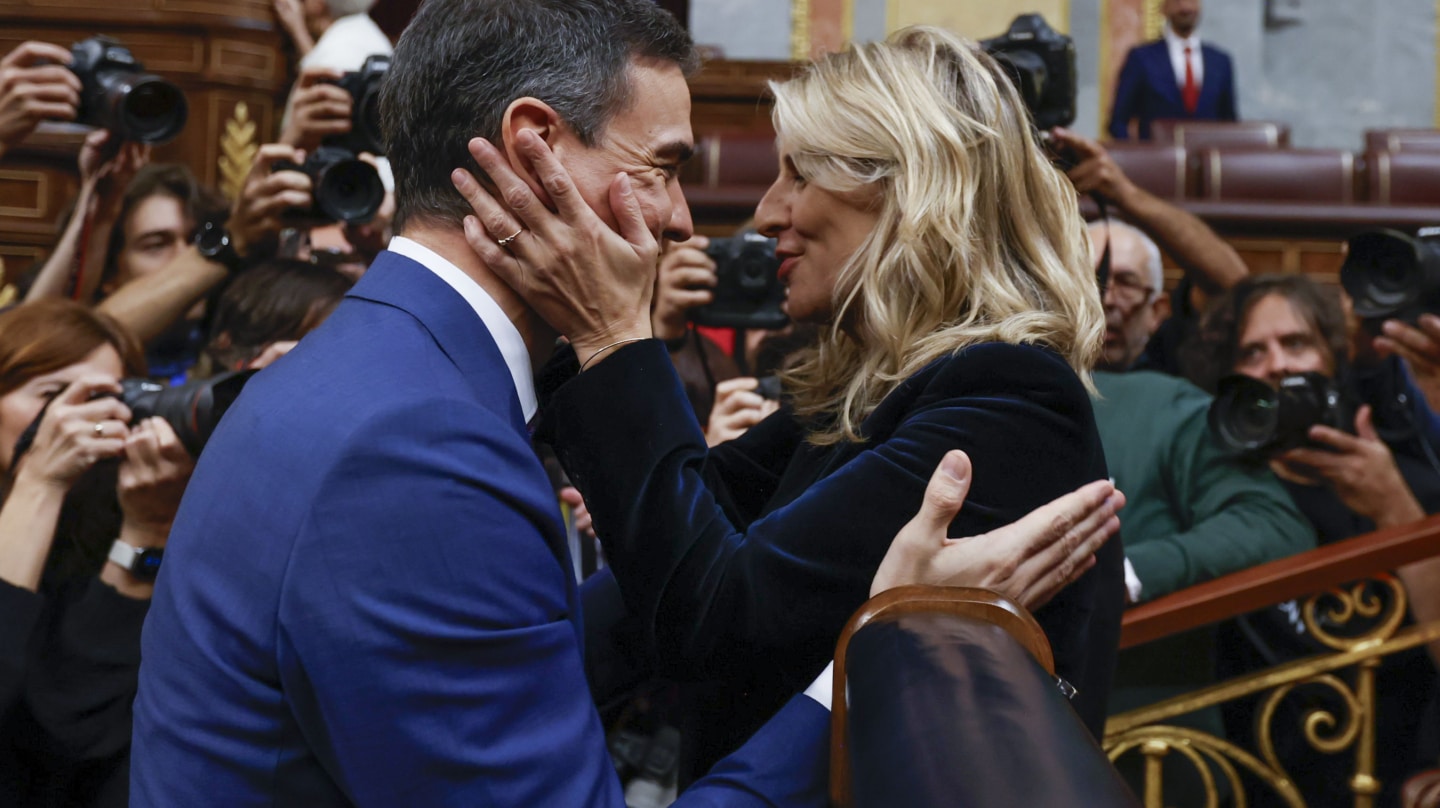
[{"left": 1104, "top": 514, "right": 1440, "bottom": 808}]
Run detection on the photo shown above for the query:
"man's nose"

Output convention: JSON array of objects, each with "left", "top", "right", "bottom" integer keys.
[{"left": 662, "top": 182, "right": 694, "bottom": 244}]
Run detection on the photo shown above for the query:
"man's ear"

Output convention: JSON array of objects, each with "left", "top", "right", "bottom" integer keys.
[
  {"left": 1147, "top": 291, "right": 1172, "bottom": 336},
  {"left": 500, "top": 98, "right": 561, "bottom": 208}
]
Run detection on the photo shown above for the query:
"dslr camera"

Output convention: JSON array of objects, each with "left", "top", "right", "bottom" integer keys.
[
  {"left": 325, "top": 54, "right": 390, "bottom": 156},
  {"left": 1339, "top": 227, "right": 1440, "bottom": 328},
  {"left": 981, "top": 14, "right": 1076, "bottom": 131},
  {"left": 68, "top": 36, "right": 188, "bottom": 144},
  {"left": 274, "top": 146, "right": 386, "bottom": 225},
  {"left": 1208, "top": 372, "right": 1351, "bottom": 460},
  {"left": 687, "top": 232, "right": 789, "bottom": 330},
  {"left": 119, "top": 370, "right": 255, "bottom": 457}
]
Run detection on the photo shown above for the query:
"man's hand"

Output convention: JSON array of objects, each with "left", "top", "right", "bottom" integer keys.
[
  {"left": 280, "top": 68, "right": 351, "bottom": 151},
  {"left": 653, "top": 236, "right": 716, "bottom": 341},
  {"left": 1276, "top": 405, "right": 1426, "bottom": 527},
  {"left": 230, "top": 143, "right": 315, "bottom": 259},
  {"left": 870, "top": 450, "right": 1124, "bottom": 610},
  {"left": 78, "top": 128, "right": 151, "bottom": 200},
  {"left": 1049, "top": 127, "right": 1138, "bottom": 208},
  {"left": 0, "top": 41, "right": 81, "bottom": 157},
  {"left": 452, "top": 132, "right": 657, "bottom": 366},
  {"left": 1375, "top": 315, "right": 1440, "bottom": 413},
  {"left": 705, "top": 377, "right": 779, "bottom": 446},
  {"left": 559, "top": 486, "right": 595, "bottom": 540}
]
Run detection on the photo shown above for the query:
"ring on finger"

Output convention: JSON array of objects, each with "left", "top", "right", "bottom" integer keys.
[
  {"left": 495, "top": 228, "right": 524, "bottom": 247},
  {"left": 93, "top": 422, "right": 106, "bottom": 437}
]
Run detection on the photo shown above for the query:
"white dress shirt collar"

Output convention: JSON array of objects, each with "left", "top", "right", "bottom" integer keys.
[{"left": 387, "top": 236, "right": 538, "bottom": 422}]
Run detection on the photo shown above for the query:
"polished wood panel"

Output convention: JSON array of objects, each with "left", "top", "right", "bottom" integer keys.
[{"left": 0, "top": 5, "right": 290, "bottom": 261}]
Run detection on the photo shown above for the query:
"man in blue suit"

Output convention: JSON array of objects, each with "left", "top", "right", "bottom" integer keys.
[
  {"left": 127, "top": 1, "right": 838, "bottom": 805},
  {"left": 1108, "top": 0, "right": 1237, "bottom": 140}
]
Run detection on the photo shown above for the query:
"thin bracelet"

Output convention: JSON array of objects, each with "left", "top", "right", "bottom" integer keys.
[{"left": 580, "top": 337, "right": 649, "bottom": 372}]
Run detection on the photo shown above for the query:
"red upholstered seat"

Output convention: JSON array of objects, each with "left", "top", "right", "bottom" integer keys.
[
  {"left": 1365, "top": 128, "right": 1440, "bottom": 154},
  {"left": 1106, "top": 144, "right": 1191, "bottom": 200},
  {"left": 1151, "top": 120, "right": 1290, "bottom": 150},
  {"left": 1364, "top": 150, "right": 1440, "bottom": 206},
  {"left": 1199, "top": 148, "right": 1357, "bottom": 204}
]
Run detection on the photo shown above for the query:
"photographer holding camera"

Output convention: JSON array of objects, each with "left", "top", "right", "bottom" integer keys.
[
  {"left": 0, "top": 299, "right": 194, "bottom": 808},
  {"left": 1187, "top": 273, "right": 1440, "bottom": 806}
]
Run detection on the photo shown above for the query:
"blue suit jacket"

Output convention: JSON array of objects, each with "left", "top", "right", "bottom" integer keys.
[
  {"left": 1108, "top": 40, "right": 1237, "bottom": 140},
  {"left": 130, "top": 251, "right": 828, "bottom": 807}
]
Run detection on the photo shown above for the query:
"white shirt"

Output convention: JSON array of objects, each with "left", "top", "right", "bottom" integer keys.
[
  {"left": 300, "top": 13, "right": 394, "bottom": 73},
  {"left": 387, "top": 236, "right": 538, "bottom": 423},
  {"left": 1163, "top": 23, "right": 1204, "bottom": 92}
]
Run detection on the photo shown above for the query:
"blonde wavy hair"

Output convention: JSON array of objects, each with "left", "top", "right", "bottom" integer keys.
[{"left": 771, "top": 25, "right": 1104, "bottom": 445}]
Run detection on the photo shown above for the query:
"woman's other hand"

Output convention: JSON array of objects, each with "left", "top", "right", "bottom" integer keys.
[
  {"left": 871, "top": 450, "right": 1124, "bottom": 611},
  {"left": 117, "top": 417, "right": 195, "bottom": 535},
  {"left": 13, "top": 376, "right": 130, "bottom": 490},
  {"left": 705, "top": 377, "right": 779, "bottom": 446}
]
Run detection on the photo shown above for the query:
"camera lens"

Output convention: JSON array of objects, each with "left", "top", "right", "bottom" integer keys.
[
  {"left": 314, "top": 158, "right": 385, "bottom": 223},
  {"left": 117, "top": 76, "right": 188, "bottom": 145},
  {"left": 1342, "top": 231, "right": 1421, "bottom": 321},
  {"left": 355, "top": 88, "right": 385, "bottom": 154},
  {"left": 1210, "top": 375, "right": 1279, "bottom": 453}
]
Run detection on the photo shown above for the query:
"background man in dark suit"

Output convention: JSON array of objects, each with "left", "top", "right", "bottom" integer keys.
[{"left": 1108, "top": 0, "right": 1238, "bottom": 140}]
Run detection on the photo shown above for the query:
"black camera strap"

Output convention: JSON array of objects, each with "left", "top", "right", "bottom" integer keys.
[{"left": 1093, "top": 196, "right": 1113, "bottom": 298}]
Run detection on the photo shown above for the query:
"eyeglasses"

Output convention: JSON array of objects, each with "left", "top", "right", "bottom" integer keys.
[{"left": 1104, "top": 272, "right": 1155, "bottom": 306}]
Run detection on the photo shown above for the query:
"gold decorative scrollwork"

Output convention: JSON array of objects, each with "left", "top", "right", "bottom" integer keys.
[
  {"left": 1302, "top": 574, "right": 1406, "bottom": 652},
  {"left": 1108, "top": 725, "right": 1306, "bottom": 808},
  {"left": 218, "top": 102, "right": 258, "bottom": 202},
  {"left": 790, "top": 0, "right": 813, "bottom": 61}
]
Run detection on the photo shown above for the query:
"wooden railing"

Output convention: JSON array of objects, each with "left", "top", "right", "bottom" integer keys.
[{"left": 1120, "top": 512, "right": 1440, "bottom": 650}]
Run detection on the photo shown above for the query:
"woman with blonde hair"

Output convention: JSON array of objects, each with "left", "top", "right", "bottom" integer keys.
[{"left": 453, "top": 24, "right": 1121, "bottom": 780}]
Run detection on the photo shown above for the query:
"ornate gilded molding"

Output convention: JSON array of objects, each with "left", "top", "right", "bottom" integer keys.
[
  {"left": 791, "top": 0, "right": 812, "bottom": 61},
  {"left": 1105, "top": 577, "right": 1436, "bottom": 808},
  {"left": 1145, "top": 0, "right": 1162, "bottom": 39},
  {"left": 218, "top": 102, "right": 258, "bottom": 202}
]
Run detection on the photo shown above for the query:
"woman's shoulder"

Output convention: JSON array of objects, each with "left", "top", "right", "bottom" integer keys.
[{"left": 922, "top": 341, "right": 1087, "bottom": 397}]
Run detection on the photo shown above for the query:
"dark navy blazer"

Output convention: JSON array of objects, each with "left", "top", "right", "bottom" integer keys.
[
  {"left": 554, "top": 340, "right": 1125, "bottom": 778},
  {"left": 130, "top": 251, "right": 828, "bottom": 807},
  {"left": 1108, "top": 40, "right": 1238, "bottom": 140}
]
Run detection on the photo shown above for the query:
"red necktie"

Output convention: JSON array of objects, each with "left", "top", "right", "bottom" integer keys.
[{"left": 1182, "top": 45, "right": 1199, "bottom": 114}]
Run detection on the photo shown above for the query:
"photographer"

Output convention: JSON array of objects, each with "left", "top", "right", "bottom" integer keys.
[
  {"left": 22, "top": 128, "right": 150, "bottom": 304},
  {"left": 1050, "top": 127, "right": 1247, "bottom": 375},
  {"left": 1188, "top": 273, "right": 1440, "bottom": 807},
  {"left": 0, "top": 299, "right": 193, "bottom": 808}
]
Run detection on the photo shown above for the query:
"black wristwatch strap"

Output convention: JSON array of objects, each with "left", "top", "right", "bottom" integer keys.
[{"left": 194, "top": 220, "right": 245, "bottom": 274}]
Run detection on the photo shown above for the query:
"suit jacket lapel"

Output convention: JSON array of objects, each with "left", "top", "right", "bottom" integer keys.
[
  {"left": 347, "top": 251, "right": 532, "bottom": 438},
  {"left": 1149, "top": 41, "right": 1185, "bottom": 110},
  {"left": 1197, "top": 46, "right": 1221, "bottom": 115}
]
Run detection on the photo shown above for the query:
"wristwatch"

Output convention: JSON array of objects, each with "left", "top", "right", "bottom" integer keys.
[
  {"left": 193, "top": 220, "right": 244, "bottom": 273},
  {"left": 108, "top": 539, "right": 164, "bottom": 580}
]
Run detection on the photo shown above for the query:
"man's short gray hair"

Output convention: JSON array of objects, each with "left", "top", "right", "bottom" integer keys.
[{"left": 1091, "top": 220, "right": 1163, "bottom": 297}]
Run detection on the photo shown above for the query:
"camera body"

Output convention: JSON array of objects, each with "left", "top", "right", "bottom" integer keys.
[
  {"left": 1208, "top": 372, "right": 1351, "bottom": 460},
  {"left": 69, "top": 36, "right": 187, "bottom": 144},
  {"left": 325, "top": 54, "right": 390, "bottom": 156},
  {"left": 687, "top": 232, "right": 789, "bottom": 330},
  {"left": 1339, "top": 227, "right": 1440, "bottom": 328},
  {"left": 980, "top": 14, "right": 1077, "bottom": 131},
  {"left": 119, "top": 370, "right": 255, "bottom": 457},
  {"left": 273, "top": 146, "right": 385, "bottom": 224}
]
